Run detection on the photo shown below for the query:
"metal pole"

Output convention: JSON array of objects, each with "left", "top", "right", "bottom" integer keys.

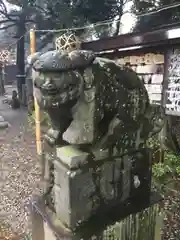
[{"left": 30, "top": 29, "right": 42, "bottom": 155}]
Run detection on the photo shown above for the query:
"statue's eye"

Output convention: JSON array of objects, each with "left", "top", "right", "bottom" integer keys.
[{"left": 34, "top": 81, "right": 38, "bottom": 87}]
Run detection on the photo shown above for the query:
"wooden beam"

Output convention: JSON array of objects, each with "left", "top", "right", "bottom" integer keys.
[{"left": 81, "top": 27, "right": 180, "bottom": 53}]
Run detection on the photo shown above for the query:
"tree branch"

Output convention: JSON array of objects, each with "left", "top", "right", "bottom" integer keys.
[
  {"left": 0, "top": 0, "right": 8, "bottom": 14},
  {"left": 123, "top": 0, "right": 131, "bottom": 5},
  {"left": 25, "top": 4, "right": 49, "bottom": 17},
  {"left": 0, "top": 19, "right": 14, "bottom": 25},
  {"left": 32, "top": 4, "right": 49, "bottom": 14},
  {"left": 0, "top": 23, "right": 16, "bottom": 30},
  {"left": 25, "top": 19, "right": 35, "bottom": 23},
  {"left": 0, "top": 8, "right": 18, "bottom": 22}
]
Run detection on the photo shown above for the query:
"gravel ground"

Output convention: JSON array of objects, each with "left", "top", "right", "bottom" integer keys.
[
  {"left": 163, "top": 196, "right": 180, "bottom": 240},
  {"left": 162, "top": 182, "right": 180, "bottom": 240},
  {"left": 0, "top": 104, "right": 42, "bottom": 239}
]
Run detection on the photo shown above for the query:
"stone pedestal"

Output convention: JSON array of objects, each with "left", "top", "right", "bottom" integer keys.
[
  {"left": 0, "top": 116, "right": 8, "bottom": 129},
  {"left": 53, "top": 146, "right": 91, "bottom": 229},
  {"left": 52, "top": 146, "right": 152, "bottom": 230}
]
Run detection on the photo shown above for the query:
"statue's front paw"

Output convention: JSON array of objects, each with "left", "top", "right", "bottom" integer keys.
[
  {"left": 44, "top": 128, "right": 62, "bottom": 146},
  {"left": 44, "top": 134, "right": 56, "bottom": 146}
]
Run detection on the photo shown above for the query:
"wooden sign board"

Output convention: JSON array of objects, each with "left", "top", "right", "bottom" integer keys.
[
  {"left": 144, "top": 84, "right": 162, "bottom": 94},
  {"left": 151, "top": 74, "right": 164, "bottom": 84},
  {"left": 117, "top": 54, "right": 164, "bottom": 66},
  {"left": 149, "top": 85, "right": 162, "bottom": 94},
  {"left": 149, "top": 93, "right": 162, "bottom": 102},
  {"left": 165, "top": 48, "right": 180, "bottom": 116},
  {"left": 166, "top": 83, "right": 180, "bottom": 116},
  {"left": 116, "top": 52, "right": 164, "bottom": 105}
]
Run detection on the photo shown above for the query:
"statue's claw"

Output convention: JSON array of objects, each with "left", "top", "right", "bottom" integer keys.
[{"left": 44, "top": 128, "right": 62, "bottom": 146}]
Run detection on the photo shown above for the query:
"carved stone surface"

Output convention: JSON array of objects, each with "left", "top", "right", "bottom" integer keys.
[
  {"left": 52, "top": 146, "right": 152, "bottom": 229},
  {"left": 29, "top": 49, "right": 165, "bottom": 230},
  {"left": 0, "top": 116, "right": 8, "bottom": 129},
  {"left": 29, "top": 49, "right": 165, "bottom": 148}
]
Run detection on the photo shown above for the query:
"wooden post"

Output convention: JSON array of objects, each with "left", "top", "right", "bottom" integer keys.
[
  {"left": 0, "top": 63, "right": 4, "bottom": 96},
  {"left": 30, "top": 29, "right": 42, "bottom": 155}
]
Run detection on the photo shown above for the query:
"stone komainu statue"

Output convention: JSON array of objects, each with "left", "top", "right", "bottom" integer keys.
[
  {"left": 28, "top": 50, "right": 165, "bottom": 230},
  {"left": 10, "top": 90, "right": 20, "bottom": 109},
  {"left": 28, "top": 50, "right": 165, "bottom": 151}
]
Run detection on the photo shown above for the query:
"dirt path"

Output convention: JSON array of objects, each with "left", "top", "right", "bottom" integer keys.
[{"left": 0, "top": 101, "right": 42, "bottom": 239}]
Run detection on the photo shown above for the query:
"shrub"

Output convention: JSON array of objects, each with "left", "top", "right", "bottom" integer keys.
[{"left": 148, "top": 136, "right": 180, "bottom": 185}]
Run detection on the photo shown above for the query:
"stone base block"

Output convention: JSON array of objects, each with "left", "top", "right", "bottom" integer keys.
[
  {"left": 53, "top": 146, "right": 152, "bottom": 229},
  {"left": 0, "top": 119, "right": 8, "bottom": 129}
]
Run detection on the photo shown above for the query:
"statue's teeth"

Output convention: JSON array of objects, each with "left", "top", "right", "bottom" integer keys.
[{"left": 52, "top": 102, "right": 58, "bottom": 106}]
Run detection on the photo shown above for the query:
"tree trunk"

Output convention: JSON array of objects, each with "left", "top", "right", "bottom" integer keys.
[
  {"left": 113, "top": 17, "right": 121, "bottom": 37},
  {"left": 16, "top": 16, "right": 26, "bottom": 104}
]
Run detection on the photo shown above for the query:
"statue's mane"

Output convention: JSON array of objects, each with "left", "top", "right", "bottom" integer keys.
[{"left": 31, "top": 50, "right": 96, "bottom": 73}]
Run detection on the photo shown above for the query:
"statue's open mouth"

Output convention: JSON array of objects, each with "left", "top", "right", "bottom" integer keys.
[
  {"left": 40, "top": 84, "right": 80, "bottom": 105},
  {"left": 37, "top": 71, "right": 84, "bottom": 107},
  {"left": 41, "top": 88, "right": 60, "bottom": 96}
]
